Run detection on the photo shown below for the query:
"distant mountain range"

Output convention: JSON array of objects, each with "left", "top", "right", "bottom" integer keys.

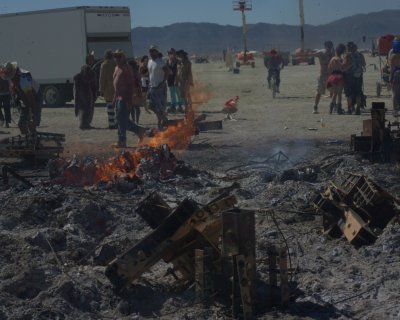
[{"left": 132, "top": 10, "right": 400, "bottom": 56}]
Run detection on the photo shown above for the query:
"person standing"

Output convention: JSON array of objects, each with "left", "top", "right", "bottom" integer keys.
[
  {"left": 176, "top": 50, "right": 194, "bottom": 115},
  {"left": 128, "top": 59, "right": 142, "bottom": 124},
  {"left": 342, "top": 42, "right": 365, "bottom": 115},
  {"left": 312, "top": 41, "right": 335, "bottom": 114},
  {"left": 390, "top": 37, "right": 400, "bottom": 116},
  {"left": 326, "top": 43, "right": 346, "bottom": 114},
  {"left": 0, "top": 62, "right": 39, "bottom": 134},
  {"left": 113, "top": 49, "right": 135, "bottom": 148},
  {"left": 99, "top": 49, "right": 117, "bottom": 129},
  {"left": 139, "top": 55, "right": 151, "bottom": 114},
  {"left": 73, "top": 65, "right": 97, "bottom": 129},
  {"left": 0, "top": 77, "right": 11, "bottom": 128},
  {"left": 166, "top": 48, "right": 182, "bottom": 113},
  {"left": 148, "top": 45, "right": 169, "bottom": 129},
  {"left": 84, "top": 54, "right": 97, "bottom": 124}
]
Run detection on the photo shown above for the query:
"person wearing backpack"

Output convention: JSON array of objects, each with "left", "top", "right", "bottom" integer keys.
[{"left": 343, "top": 42, "right": 366, "bottom": 115}]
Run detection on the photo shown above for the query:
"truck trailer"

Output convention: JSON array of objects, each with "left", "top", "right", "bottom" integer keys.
[{"left": 0, "top": 6, "right": 133, "bottom": 107}]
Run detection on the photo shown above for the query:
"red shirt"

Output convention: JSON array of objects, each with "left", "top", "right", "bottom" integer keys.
[{"left": 113, "top": 64, "right": 134, "bottom": 103}]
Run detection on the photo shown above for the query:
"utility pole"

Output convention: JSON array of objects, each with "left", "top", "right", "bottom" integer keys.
[
  {"left": 233, "top": 1, "right": 252, "bottom": 63},
  {"left": 299, "top": 0, "right": 305, "bottom": 51}
]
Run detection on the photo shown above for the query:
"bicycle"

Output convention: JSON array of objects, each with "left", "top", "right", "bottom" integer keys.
[{"left": 268, "top": 69, "right": 280, "bottom": 99}]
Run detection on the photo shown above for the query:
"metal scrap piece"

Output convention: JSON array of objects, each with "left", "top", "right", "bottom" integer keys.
[{"left": 106, "top": 196, "right": 237, "bottom": 289}]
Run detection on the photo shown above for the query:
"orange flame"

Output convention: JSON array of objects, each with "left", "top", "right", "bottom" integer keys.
[
  {"left": 144, "top": 82, "right": 212, "bottom": 150},
  {"left": 65, "top": 82, "right": 212, "bottom": 184}
]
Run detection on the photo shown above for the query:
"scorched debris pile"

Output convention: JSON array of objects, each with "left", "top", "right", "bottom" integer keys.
[
  {"left": 106, "top": 192, "right": 290, "bottom": 319},
  {"left": 48, "top": 144, "right": 178, "bottom": 185},
  {"left": 314, "top": 173, "right": 400, "bottom": 247}
]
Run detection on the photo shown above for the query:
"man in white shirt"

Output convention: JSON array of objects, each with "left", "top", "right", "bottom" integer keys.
[{"left": 148, "top": 45, "right": 169, "bottom": 129}]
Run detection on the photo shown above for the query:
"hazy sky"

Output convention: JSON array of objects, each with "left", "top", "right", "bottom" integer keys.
[{"left": 1, "top": 0, "right": 399, "bottom": 27}]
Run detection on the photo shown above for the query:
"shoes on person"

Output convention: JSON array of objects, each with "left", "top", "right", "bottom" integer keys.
[
  {"left": 109, "top": 125, "right": 117, "bottom": 129},
  {"left": 276, "top": 88, "right": 280, "bottom": 93},
  {"left": 312, "top": 106, "right": 319, "bottom": 114},
  {"left": 79, "top": 125, "right": 94, "bottom": 130}
]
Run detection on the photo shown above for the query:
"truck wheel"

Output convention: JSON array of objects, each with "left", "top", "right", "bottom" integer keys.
[{"left": 43, "top": 85, "right": 64, "bottom": 107}]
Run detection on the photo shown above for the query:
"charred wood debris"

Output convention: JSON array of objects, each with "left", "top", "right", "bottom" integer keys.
[{"left": 0, "top": 106, "right": 400, "bottom": 318}]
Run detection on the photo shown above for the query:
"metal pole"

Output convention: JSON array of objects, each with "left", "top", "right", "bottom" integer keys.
[
  {"left": 299, "top": 0, "right": 305, "bottom": 51},
  {"left": 242, "top": 9, "right": 248, "bottom": 62}
]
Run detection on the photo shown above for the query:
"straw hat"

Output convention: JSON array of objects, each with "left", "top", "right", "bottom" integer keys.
[
  {"left": 113, "top": 49, "right": 126, "bottom": 58},
  {"left": 1, "top": 62, "right": 18, "bottom": 80}
]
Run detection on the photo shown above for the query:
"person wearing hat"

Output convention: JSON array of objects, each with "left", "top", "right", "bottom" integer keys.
[
  {"left": 73, "top": 64, "right": 97, "bottom": 130},
  {"left": 148, "top": 45, "right": 169, "bottom": 129},
  {"left": 99, "top": 49, "right": 117, "bottom": 129},
  {"left": 0, "top": 62, "right": 39, "bottom": 134},
  {"left": 264, "top": 49, "right": 284, "bottom": 93},
  {"left": 176, "top": 50, "right": 194, "bottom": 115},
  {"left": 166, "top": 48, "right": 183, "bottom": 113}
]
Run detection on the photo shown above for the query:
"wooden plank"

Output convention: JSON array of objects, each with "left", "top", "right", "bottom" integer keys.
[
  {"left": 135, "top": 192, "right": 171, "bottom": 229},
  {"left": 236, "top": 254, "right": 254, "bottom": 320}
]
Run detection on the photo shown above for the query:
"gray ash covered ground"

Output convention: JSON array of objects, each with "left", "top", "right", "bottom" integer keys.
[{"left": 1, "top": 144, "right": 400, "bottom": 320}]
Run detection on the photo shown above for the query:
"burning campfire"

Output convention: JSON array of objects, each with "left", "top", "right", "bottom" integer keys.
[
  {"left": 49, "top": 144, "right": 177, "bottom": 186},
  {"left": 48, "top": 83, "right": 212, "bottom": 186}
]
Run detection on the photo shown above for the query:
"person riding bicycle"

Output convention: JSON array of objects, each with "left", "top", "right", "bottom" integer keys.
[{"left": 264, "top": 49, "right": 284, "bottom": 93}]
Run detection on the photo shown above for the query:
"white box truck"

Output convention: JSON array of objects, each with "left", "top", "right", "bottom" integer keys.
[{"left": 0, "top": 6, "right": 133, "bottom": 107}]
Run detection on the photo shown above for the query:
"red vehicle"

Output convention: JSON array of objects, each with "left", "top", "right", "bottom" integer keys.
[
  {"left": 235, "top": 51, "right": 255, "bottom": 68},
  {"left": 291, "top": 48, "right": 315, "bottom": 65},
  {"left": 376, "top": 34, "right": 395, "bottom": 97}
]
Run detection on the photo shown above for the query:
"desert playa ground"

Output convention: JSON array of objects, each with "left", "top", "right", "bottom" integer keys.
[
  {"left": 1, "top": 56, "right": 400, "bottom": 320},
  {"left": 2, "top": 56, "right": 393, "bottom": 166}
]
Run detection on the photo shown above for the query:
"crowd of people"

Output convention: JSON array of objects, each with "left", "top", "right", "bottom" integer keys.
[
  {"left": 73, "top": 45, "right": 194, "bottom": 148},
  {"left": 1, "top": 38, "right": 400, "bottom": 147},
  {"left": 264, "top": 40, "right": 371, "bottom": 115}
]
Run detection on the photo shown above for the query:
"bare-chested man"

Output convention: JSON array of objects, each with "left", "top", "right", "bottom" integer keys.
[
  {"left": 312, "top": 41, "right": 335, "bottom": 114},
  {"left": 390, "top": 38, "right": 400, "bottom": 115}
]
